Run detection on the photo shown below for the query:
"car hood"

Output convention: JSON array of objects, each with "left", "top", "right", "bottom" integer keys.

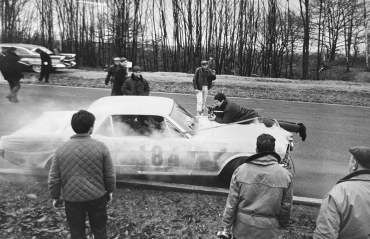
[{"left": 195, "top": 116, "right": 293, "bottom": 158}]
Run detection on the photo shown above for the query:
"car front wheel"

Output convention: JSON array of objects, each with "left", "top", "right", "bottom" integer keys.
[{"left": 32, "top": 65, "right": 42, "bottom": 73}]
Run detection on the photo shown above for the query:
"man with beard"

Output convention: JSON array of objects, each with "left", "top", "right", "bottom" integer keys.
[
  {"left": 0, "top": 47, "right": 23, "bottom": 103},
  {"left": 122, "top": 66, "right": 150, "bottom": 96},
  {"left": 35, "top": 48, "right": 52, "bottom": 83},
  {"left": 113, "top": 58, "right": 128, "bottom": 95},
  {"left": 105, "top": 57, "right": 121, "bottom": 95}
]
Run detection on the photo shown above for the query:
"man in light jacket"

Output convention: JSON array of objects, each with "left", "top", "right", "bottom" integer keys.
[
  {"left": 48, "top": 110, "right": 116, "bottom": 239},
  {"left": 313, "top": 146, "right": 370, "bottom": 239},
  {"left": 219, "top": 133, "right": 293, "bottom": 239}
]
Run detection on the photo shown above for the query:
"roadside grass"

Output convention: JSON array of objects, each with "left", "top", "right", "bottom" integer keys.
[
  {"left": 0, "top": 177, "right": 318, "bottom": 239},
  {"left": 22, "top": 70, "right": 370, "bottom": 107}
]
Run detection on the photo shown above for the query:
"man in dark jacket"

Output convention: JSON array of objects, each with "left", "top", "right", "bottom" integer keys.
[
  {"left": 35, "top": 48, "right": 52, "bottom": 83},
  {"left": 105, "top": 57, "right": 120, "bottom": 95},
  {"left": 0, "top": 47, "right": 23, "bottom": 102},
  {"left": 208, "top": 93, "right": 307, "bottom": 141},
  {"left": 122, "top": 66, "right": 150, "bottom": 96},
  {"left": 218, "top": 134, "right": 293, "bottom": 239},
  {"left": 48, "top": 110, "right": 116, "bottom": 239},
  {"left": 193, "top": 60, "right": 216, "bottom": 116},
  {"left": 314, "top": 146, "right": 370, "bottom": 239},
  {"left": 208, "top": 55, "right": 216, "bottom": 73},
  {"left": 113, "top": 57, "right": 128, "bottom": 95}
]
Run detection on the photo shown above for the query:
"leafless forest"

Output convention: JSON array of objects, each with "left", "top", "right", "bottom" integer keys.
[{"left": 1, "top": 0, "right": 369, "bottom": 79}]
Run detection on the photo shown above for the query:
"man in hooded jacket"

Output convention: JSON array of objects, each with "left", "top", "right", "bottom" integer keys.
[
  {"left": 218, "top": 133, "right": 293, "bottom": 239},
  {"left": 122, "top": 66, "right": 150, "bottom": 96},
  {"left": 313, "top": 146, "right": 370, "bottom": 239}
]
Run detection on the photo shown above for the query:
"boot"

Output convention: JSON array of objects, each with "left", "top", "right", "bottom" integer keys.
[{"left": 298, "top": 123, "right": 307, "bottom": 141}]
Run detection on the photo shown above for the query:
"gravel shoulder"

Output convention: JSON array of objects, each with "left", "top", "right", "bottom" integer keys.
[{"left": 19, "top": 69, "right": 370, "bottom": 107}]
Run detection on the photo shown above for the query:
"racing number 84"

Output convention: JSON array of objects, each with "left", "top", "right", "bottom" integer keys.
[{"left": 140, "top": 145, "right": 179, "bottom": 167}]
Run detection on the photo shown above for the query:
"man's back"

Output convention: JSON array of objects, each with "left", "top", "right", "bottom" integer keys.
[
  {"left": 223, "top": 153, "right": 293, "bottom": 239},
  {"left": 49, "top": 134, "right": 116, "bottom": 202}
]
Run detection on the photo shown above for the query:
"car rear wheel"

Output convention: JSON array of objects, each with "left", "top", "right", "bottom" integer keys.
[
  {"left": 32, "top": 65, "right": 42, "bottom": 73},
  {"left": 218, "top": 157, "right": 247, "bottom": 187}
]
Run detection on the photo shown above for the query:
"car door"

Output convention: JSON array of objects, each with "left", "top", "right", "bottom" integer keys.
[{"left": 93, "top": 115, "right": 195, "bottom": 176}]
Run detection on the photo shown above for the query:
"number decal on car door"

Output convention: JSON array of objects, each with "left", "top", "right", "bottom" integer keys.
[{"left": 151, "top": 145, "right": 164, "bottom": 166}]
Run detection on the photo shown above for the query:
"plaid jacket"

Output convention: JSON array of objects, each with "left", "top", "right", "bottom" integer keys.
[{"left": 48, "top": 134, "right": 116, "bottom": 202}]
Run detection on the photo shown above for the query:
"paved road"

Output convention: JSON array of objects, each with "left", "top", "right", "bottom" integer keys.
[{"left": 1, "top": 83, "right": 369, "bottom": 199}]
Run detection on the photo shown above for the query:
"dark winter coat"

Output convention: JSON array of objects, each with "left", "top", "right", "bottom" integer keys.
[
  {"left": 208, "top": 59, "right": 216, "bottom": 71},
  {"left": 105, "top": 64, "right": 118, "bottom": 85},
  {"left": 48, "top": 134, "right": 116, "bottom": 202},
  {"left": 215, "top": 99, "right": 259, "bottom": 124},
  {"left": 39, "top": 51, "right": 52, "bottom": 69},
  {"left": 113, "top": 65, "right": 128, "bottom": 95},
  {"left": 122, "top": 74, "right": 150, "bottom": 96},
  {"left": 0, "top": 51, "right": 24, "bottom": 82},
  {"left": 193, "top": 67, "right": 216, "bottom": 90},
  {"left": 223, "top": 152, "right": 293, "bottom": 239}
]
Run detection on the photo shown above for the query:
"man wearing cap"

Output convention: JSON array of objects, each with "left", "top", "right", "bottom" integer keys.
[
  {"left": 35, "top": 48, "right": 52, "bottom": 83},
  {"left": 113, "top": 58, "right": 128, "bottom": 95},
  {"left": 193, "top": 60, "right": 216, "bottom": 116},
  {"left": 218, "top": 134, "right": 293, "bottom": 239},
  {"left": 313, "top": 146, "right": 370, "bottom": 239},
  {"left": 122, "top": 66, "right": 150, "bottom": 96},
  {"left": 0, "top": 47, "right": 23, "bottom": 102},
  {"left": 105, "top": 57, "right": 121, "bottom": 95}
]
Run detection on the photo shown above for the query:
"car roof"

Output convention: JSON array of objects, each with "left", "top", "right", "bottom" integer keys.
[
  {"left": 0, "top": 43, "right": 46, "bottom": 51},
  {"left": 88, "top": 96, "right": 175, "bottom": 116}
]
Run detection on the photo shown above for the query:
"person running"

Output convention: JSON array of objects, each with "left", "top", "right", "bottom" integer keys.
[{"left": 0, "top": 47, "right": 23, "bottom": 103}]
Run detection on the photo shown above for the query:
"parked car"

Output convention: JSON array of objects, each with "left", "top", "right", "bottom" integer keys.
[
  {"left": 0, "top": 43, "right": 76, "bottom": 73},
  {"left": 0, "top": 96, "right": 294, "bottom": 183}
]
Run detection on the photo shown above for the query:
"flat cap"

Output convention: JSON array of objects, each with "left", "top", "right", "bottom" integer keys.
[
  {"left": 113, "top": 57, "right": 120, "bottom": 61},
  {"left": 132, "top": 66, "right": 142, "bottom": 72},
  {"left": 201, "top": 60, "right": 208, "bottom": 65},
  {"left": 349, "top": 146, "right": 370, "bottom": 169}
]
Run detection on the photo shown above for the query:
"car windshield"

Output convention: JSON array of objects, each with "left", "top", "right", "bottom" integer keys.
[
  {"left": 169, "top": 103, "right": 197, "bottom": 136},
  {"left": 31, "top": 47, "right": 53, "bottom": 54}
]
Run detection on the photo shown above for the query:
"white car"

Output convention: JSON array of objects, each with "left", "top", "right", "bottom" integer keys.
[{"left": 0, "top": 96, "right": 294, "bottom": 183}]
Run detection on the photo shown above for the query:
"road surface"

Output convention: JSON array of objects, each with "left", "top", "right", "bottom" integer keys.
[{"left": 0, "top": 83, "right": 369, "bottom": 198}]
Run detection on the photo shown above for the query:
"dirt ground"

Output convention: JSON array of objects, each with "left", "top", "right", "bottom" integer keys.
[{"left": 0, "top": 175, "right": 318, "bottom": 239}]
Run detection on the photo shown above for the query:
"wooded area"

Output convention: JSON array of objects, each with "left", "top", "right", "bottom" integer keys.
[{"left": 0, "top": 0, "right": 369, "bottom": 79}]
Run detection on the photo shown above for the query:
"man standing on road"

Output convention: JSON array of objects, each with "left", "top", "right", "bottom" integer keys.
[
  {"left": 35, "top": 48, "right": 52, "bottom": 83},
  {"left": 122, "top": 66, "right": 150, "bottom": 96},
  {"left": 193, "top": 60, "right": 216, "bottom": 116},
  {"left": 48, "top": 110, "right": 116, "bottom": 239},
  {"left": 313, "top": 146, "right": 370, "bottom": 239},
  {"left": 208, "top": 55, "right": 216, "bottom": 74},
  {"left": 113, "top": 57, "right": 128, "bottom": 95},
  {"left": 0, "top": 47, "right": 23, "bottom": 103},
  {"left": 105, "top": 57, "right": 121, "bottom": 95},
  {"left": 218, "top": 134, "right": 293, "bottom": 239},
  {"left": 208, "top": 93, "right": 307, "bottom": 141}
]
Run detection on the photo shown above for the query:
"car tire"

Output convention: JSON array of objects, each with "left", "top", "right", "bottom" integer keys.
[
  {"left": 218, "top": 157, "right": 247, "bottom": 187},
  {"left": 32, "top": 65, "right": 42, "bottom": 73}
]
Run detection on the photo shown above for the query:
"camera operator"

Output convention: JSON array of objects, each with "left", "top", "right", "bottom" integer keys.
[{"left": 208, "top": 93, "right": 307, "bottom": 141}]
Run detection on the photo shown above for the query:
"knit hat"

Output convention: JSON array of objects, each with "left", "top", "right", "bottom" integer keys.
[
  {"left": 132, "top": 66, "right": 142, "bottom": 72},
  {"left": 349, "top": 146, "right": 370, "bottom": 169}
]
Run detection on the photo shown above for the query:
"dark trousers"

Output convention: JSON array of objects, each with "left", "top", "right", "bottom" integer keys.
[
  {"left": 262, "top": 118, "right": 299, "bottom": 133},
  {"left": 7, "top": 79, "right": 21, "bottom": 100},
  {"left": 65, "top": 195, "right": 108, "bottom": 239},
  {"left": 39, "top": 66, "right": 50, "bottom": 82}
]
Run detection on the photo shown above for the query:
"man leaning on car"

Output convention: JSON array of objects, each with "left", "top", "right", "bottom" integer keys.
[
  {"left": 35, "top": 48, "right": 52, "bottom": 83},
  {"left": 48, "top": 110, "right": 116, "bottom": 239}
]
